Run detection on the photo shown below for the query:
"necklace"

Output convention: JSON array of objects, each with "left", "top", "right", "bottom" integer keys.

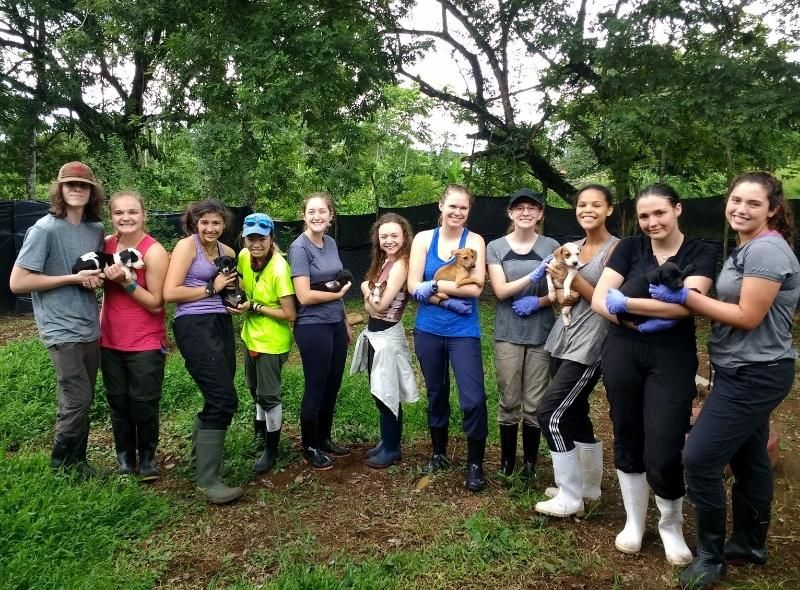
[{"left": 203, "top": 241, "right": 217, "bottom": 259}]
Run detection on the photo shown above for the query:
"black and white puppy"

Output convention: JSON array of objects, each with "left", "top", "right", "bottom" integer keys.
[
  {"left": 72, "top": 247, "right": 144, "bottom": 282},
  {"left": 618, "top": 261, "right": 695, "bottom": 325},
  {"left": 310, "top": 270, "right": 353, "bottom": 293},
  {"left": 212, "top": 255, "right": 247, "bottom": 309}
]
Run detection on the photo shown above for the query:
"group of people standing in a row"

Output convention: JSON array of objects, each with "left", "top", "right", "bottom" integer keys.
[{"left": 10, "top": 162, "right": 798, "bottom": 590}]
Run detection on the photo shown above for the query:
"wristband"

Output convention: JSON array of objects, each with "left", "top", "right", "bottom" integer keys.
[
  {"left": 125, "top": 281, "right": 137, "bottom": 294},
  {"left": 205, "top": 280, "right": 216, "bottom": 298}
]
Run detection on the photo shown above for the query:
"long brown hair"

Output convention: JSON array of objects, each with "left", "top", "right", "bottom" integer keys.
[
  {"left": 728, "top": 171, "right": 794, "bottom": 245},
  {"left": 365, "top": 213, "right": 414, "bottom": 282},
  {"left": 48, "top": 180, "right": 105, "bottom": 222}
]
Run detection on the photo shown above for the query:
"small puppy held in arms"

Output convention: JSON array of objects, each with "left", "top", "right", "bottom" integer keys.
[
  {"left": 310, "top": 269, "right": 354, "bottom": 293},
  {"left": 429, "top": 247, "right": 481, "bottom": 304},
  {"left": 546, "top": 242, "right": 581, "bottom": 326},
  {"left": 212, "top": 255, "right": 247, "bottom": 309},
  {"left": 367, "top": 280, "right": 386, "bottom": 305},
  {"left": 72, "top": 247, "right": 144, "bottom": 282},
  {"left": 618, "top": 261, "right": 696, "bottom": 325}
]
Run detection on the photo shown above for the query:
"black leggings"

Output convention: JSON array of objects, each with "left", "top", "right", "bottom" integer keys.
[{"left": 294, "top": 321, "right": 348, "bottom": 423}]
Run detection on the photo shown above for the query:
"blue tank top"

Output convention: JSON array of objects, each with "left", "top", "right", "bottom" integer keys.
[
  {"left": 415, "top": 228, "right": 480, "bottom": 338},
  {"left": 175, "top": 235, "right": 228, "bottom": 318}
]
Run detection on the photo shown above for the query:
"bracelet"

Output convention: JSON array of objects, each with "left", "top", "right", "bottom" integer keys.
[
  {"left": 205, "top": 280, "right": 216, "bottom": 298},
  {"left": 125, "top": 281, "right": 138, "bottom": 294},
  {"left": 431, "top": 280, "right": 439, "bottom": 293}
]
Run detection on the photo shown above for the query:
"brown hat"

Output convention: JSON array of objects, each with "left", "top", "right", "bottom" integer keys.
[{"left": 57, "top": 161, "right": 97, "bottom": 186}]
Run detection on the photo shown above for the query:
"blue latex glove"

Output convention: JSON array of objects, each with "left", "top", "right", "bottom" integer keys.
[
  {"left": 528, "top": 254, "right": 554, "bottom": 283},
  {"left": 440, "top": 297, "right": 472, "bottom": 315},
  {"left": 413, "top": 280, "right": 436, "bottom": 302},
  {"left": 636, "top": 318, "right": 678, "bottom": 333},
  {"left": 511, "top": 296, "right": 540, "bottom": 317},
  {"left": 649, "top": 283, "right": 689, "bottom": 305},
  {"left": 605, "top": 288, "right": 629, "bottom": 314}
]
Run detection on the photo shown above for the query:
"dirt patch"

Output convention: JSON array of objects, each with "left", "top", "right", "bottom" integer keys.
[{"left": 0, "top": 312, "right": 37, "bottom": 346}]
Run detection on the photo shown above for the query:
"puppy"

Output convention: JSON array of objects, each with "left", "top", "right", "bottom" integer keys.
[
  {"left": 367, "top": 280, "right": 386, "bottom": 305},
  {"left": 430, "top": 247, "right": 481, "bottom": 304},
  {"left": 72, "top": 247, "right": 144, "bottom": 282},
  {"left": 618, "top": 261, "right": 695, "bottom": 325},
  {"left": 546, "top": 242, "right": 581, "bottom": 326},
  {"left": 311, "top": 270, "right": 354, "bottom": 293},
  {"left": 212, "top": 255, "right": 247, "bottom": 309}
]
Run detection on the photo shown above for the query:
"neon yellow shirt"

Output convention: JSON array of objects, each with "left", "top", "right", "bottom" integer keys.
[{"left": 238, "top": 248, "right": 295, "bottom": 354}]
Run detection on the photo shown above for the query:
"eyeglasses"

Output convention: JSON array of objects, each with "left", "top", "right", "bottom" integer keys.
[
  {"left": 244, "top": 219, "right": 273, "bottom": 230},
  {"left": 512, "top": 205, "right": 540, "bottom": 213}
]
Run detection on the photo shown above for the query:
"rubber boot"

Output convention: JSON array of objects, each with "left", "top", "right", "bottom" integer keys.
[
  {"left": 366, "top": 441, "right": 384, "bottom": 458},
  {"left": 51, "top": 438, "right": 70, "bottom": 469},
  {"left": 615, "top": 470, "right": 650, "bottom": 554},
  {"left": 254, "top": 429, "right": 280, "bottom": 473},
  {"left": 367, "top": 407, "right": 402, "bottom": 469},
  {"left": 112, "top": 422, "right": 136, "bottom": 475},
  {"left": 498, "top": 423, "right": 518, "bottom": 477},
  {"left": 422, "top": 425, "right": 450, "bottom": 473},
  {"left": 465, "top": 437, "right": 486, "bottom": 492},
  {"left": 319, "top": 408, "right": 350, "bottom": 456},
  {"left": 136, "top": 414, "right": 160, "bottom": 481},
  {"left": 724, "top": 486, "right": 770, "bottom": 565},
  {"left": 535, "top": 449, "right": 584, "bottom": 517},
  {"left": 71, "top": 435, "right": 98, "bottom": 479},
  {"left": 655, "top": 496, "right": 694, "bottom": 565},
  {"left": 545, "top": 439, "right": 603, "bottom": 500},
  {"left": 520, "top": 423, "right": 540, "bottom": 485},
  {"left": 301, "top": 417, "right": 333, "bottom": 470},
  {"left": 254, "top": 417, "right": 266, "bottom": 451},
  {"left": 679, "top": 507, "right": 727, "bottom": 590},
  {"left": 195, "top": 428, "right": 243, "bottom": 504}
]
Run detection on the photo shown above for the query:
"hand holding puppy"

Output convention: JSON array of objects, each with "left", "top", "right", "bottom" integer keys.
[
  {"left": 636, "top": 318, "right": 678, "bottom": 333},
  {"left": 440, "top": 297, "right": 472, "bottom": 315},
  {"left": 605, "top": 288, "right": 629, "bottom": 314},
  {"left": 648, "top": 283, "right": 689, "bottom": 304},
  {"left": 413, "top": 280, "right": 437, "bottom": 302},
  {"left": 512, "top": 296, "right": 540, "bottom": 317},
  {"left": 528, "top": 254, "right": 553, "bottom": 283}
]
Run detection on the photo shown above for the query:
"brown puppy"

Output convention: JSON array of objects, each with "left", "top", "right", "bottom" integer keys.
[
  {"left": 546, "top": 242, "right": 581, "bottom": 326},
  {"left": 430, "top": 247, "right": 481, "bottom": 304}
]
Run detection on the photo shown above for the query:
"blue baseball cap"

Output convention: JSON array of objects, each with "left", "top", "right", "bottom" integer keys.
[{"left": 242, "top": 213, "right": 274, "bottom": 237}]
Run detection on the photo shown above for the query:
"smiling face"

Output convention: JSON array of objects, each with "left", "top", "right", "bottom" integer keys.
[
  {"left": 575, "top": 188, "right": 612, "bottom": 231},
  {"left": 439, "top": 190, "right": 471, "bottom": 229},
  {"left": 508, "top": 199, "right": 543, "bottom": 229},
  {"left": 245, "top": 234, "right": 272, "bottom": 259},
  {"left": 197, "top": 212, "right": 225, "bottom": 245},
  {"left": 303, "top": 197, "right": 333, "bottom": 235},
  {"left": 378, "top": 222, "right": 404, "bottom": 260},
  {"left": 110, "top": 194, "right": 145, "bottom": 238},
  {"left": 726, "top": 181, "right": 774, "bottom": 240},
  {"left": 636, "top": 195, "right": 681, "bottom": 240}
]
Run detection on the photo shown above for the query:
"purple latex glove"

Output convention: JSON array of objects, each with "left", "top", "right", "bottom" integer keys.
[
  {"left": 649, "top": 283, "right": 689, "bottom": 304},
  {"left": 440, "top": 297, "right": 472, "bottom": 315},
  {"left": 511, "top": 296, "right": 540, "bottom": 317},
  {"left": 413, "top": 280, "right": 436, "bottom": 302},
  {"left": 528, "top": 254, "right": 554, "bottom": 283},
  {"left": 605, "top": 288, "right": 629, "bottom": 314},
  {"left": 636, "top": 318, "right": 678, "bottom": 333}
]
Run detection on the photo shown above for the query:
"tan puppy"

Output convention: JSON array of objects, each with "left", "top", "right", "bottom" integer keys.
[
  {"left": 546, "top": 242, "right": 581, "bottom": 326},
  {"left": 430, "top": 247, "right": 481, "bottom": 304}
]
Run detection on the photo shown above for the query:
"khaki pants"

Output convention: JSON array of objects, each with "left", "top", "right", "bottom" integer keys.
[{"left": 494, "top": 340, "right": 550, "bottom": 426}]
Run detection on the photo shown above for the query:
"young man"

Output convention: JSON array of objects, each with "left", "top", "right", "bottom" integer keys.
[{"left": 10, "top": 162, "right": 106, "bottom": 477}]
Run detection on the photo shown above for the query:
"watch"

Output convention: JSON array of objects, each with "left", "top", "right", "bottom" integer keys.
[
  {"left": 205, "top": 282, "right": 216, "bottom": 297},
  {"left": 431, "top": 280, "right": 439, "bottom": 293},
  {"left": 125, "top": 281, "right": 137, "bottom": 294}
]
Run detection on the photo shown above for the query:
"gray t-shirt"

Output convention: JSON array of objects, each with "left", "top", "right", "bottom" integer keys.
[
  {"left": 709, "top": 235, "right": 800, "bottom": 367},
  {"left": 287, "top": 233, "right": 345, "bottom": 325},
  {"left": 545, "top": 236, "right": 619, "bottom": 365},
  {"left": 14, "top": 215, "right": 104, "bottom": 346},
  {"left": 487, "top": 234, "right": 560, "bottom": 345}
]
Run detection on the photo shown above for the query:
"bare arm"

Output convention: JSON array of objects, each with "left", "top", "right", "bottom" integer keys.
[
  {"left": 591, "top": 267, "right": 624, "bottom": 324},
  {"left": 163, "top": 237, "right": 234, "bottom": 303},
  {"left": 293, "top": 275, "right": 351, "bottom": 305},
  {"left": 436, "top": 233, "right": 486, "bottom": 298},
  {"left": 487, "top": 263, "right": 534, "bottom": 300},
  {"left": 10, "top": 264, "right": 101, "bottom": 294},
  {"left": 256, "top": 294, "right": 297, "bottom": 322},
  {"left": 407, "top": 230, "right": 432, "bottom": 294},
  {"left": 681, "top": 276, "right": 779, "bottom": 330},
  {"left": 105, "top": 243, "right": 169, "bottom": 313},
  {"left": 370, "top": 260, "right": 408, "bottom": 314}
]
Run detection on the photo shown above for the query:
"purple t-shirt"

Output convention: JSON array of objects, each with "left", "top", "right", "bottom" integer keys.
[{"left": 174, "top": 235, "right": 228, "bottom": 318}]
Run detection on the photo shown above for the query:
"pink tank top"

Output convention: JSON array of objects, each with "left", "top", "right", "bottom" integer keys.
[
  {"left": 100, "top": 234, "right": 167, "bottom": 351},
  {"left": 371, "top": 259, "right": 409, "bottom": 323}
]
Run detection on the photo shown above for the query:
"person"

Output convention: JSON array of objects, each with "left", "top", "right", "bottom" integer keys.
[
  {"left": 351, "top": 213, "right": 419, "bottom": 468},
  {"left": 99, "top": 191, "right": 169, "bottom": 480},
  {"left": 408, "top": 184, "right": 489, "bottom": 492},
  {"left": 486, "top": 188, "right": 559, "bottom": 483},
  {"left": 648, "top": 172, "right": 800, "bottom": 590},
  {"left": 533, "top": 184, "right": 618, "bottom": 516},
  {"left": 163, "top": 198, "right": 242, "bottom": 504},
  {"left": 10, "top": 162, "right": 105, "bottom": 478},
  {"left": 230, "top": 212, "right": 296, "bottom": 474},
  {"left": 288, "top": 192, "right": 353, "bottom": 470},
  {"left": 591, "top": 183, "right": 718, "bottom": 564}
]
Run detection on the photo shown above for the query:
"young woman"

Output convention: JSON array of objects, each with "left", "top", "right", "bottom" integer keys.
[
  {"left": 591, "top": 183, "right": 717, "bottom": 564},
  {"left": 649, "top": 173, "right": 799, "bottom": 590},
  {"left": 351, "top": 213, "right": 419, "bottom": 468},
  {"left": 230, "top": 213, "right": 296, "bottom": 474},
  {"left": 288, "top": 192, "right": 353, "bottom": 470},
  {"left": 100, "top": 191, "right": 169, "bottom": 480},
  {"left": 408, "top": 184, "right": 489, "bottom": 492},
  {"left": 534, "top": 184, "right": 618, "bottom": 516},
  {"left": 163, "top": 199, "right": 242, "bottom": 504},
  {"left": 486, "top": 188, "right": 559, "bottom": 483}
]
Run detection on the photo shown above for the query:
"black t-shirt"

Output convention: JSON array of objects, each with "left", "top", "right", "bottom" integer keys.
[{"left": 606, "top": 235, "right": 718, "bottom": 349}]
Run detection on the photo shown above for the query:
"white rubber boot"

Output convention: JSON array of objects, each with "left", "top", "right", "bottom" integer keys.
[
  {"left": 535, "top": 449, "right": 584, "bottom": 517},
  {"left": 615, "top": 470, "right": 650, "bottom": 554},
  {"left": 544, "top": 440, "right": 603, "bottom": 501},
  {"left": 655, "top": 495, "right": 694, "bottom": 565}
]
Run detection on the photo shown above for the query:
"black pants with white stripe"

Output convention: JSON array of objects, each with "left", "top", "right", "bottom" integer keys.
[{"left": 537, "top": 357, "right": 601, "bottom": 453}]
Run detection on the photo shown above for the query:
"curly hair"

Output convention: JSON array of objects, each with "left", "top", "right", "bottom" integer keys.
[
  {"left": 182, "top": 198, "right": 232, "bottom": 236},
  {"left": 48, "top": 181, "right": 105, "bottom": 222},
  {"left": 365, "top": 213, "right": 414, "bottom": 282},
  {"left": 728, "top": 171, "right": 794, "bottom": 245}
]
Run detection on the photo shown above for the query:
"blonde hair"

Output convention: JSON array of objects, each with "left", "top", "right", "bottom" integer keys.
[{"left": 108, "top": 190, "right": 147, "bottom": 235}]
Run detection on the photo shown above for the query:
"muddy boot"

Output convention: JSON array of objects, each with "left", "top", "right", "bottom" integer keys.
[
  {"left": 498, "top": 423, "right": 518, "bottom": 477},
  {"left": 422, "top": 426, "right": 450, "bottom": 473},
  {"left": 520, "top": 423, "right": 541, "bottom": 485},
  {"left": 679, "top": 507, "right": 727, "bottom": 590},
  {"left": 724, "top": 486, "right": 770, "bottom": 565},
  {"left": 195, "top": 428, "right": 243, "bottom": 504}
]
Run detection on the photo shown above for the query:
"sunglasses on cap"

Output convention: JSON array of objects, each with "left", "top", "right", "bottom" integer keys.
[{"left": 244, "top": 219, "right": 272, "bottom": 230}]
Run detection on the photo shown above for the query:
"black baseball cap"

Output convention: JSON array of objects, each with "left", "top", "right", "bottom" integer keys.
[{"left": 508, "top": 188, "right": 545, "bottom": 209}]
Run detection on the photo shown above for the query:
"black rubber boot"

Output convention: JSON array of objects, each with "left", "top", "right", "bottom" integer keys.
[
  {"left": 301, "top": 418, "right": 333, "bottom": 470},
  {"left": 465, "top": 437, "right": 486, "bottom": 492},
  {"left": 254, "top": 417, "right": 266, "bottom": 451},
  {"left": 71, "top": 435, "right": 98, "bottom": 479},
  {"left": 521, "top": 423, "right": 541, "bottom": 485},
  {"left": 51, "top": 438, "right": 70, "bottom": 469},
  {"left": 112, "top": 421, "right": 136, "bottom": 475},
  {"left": 679, "top": 506, "right": 727, "bottom": 590},
  {"left": 136, "top": 413, "right": 160, "bottom": 481},
  {"left": 422, "top": 426, "right": 450, "bottom": 473},
  {"left": 367, "top": 407, "right": 402, "bottom": 469},
  {"left": 724, "top": 486, "right": 770, "bottom": 565},
  {"left": 498, "top": 423, "right": 518, "bottom": 477},
  {"left": 254, "top": 429, "right": 280, "bottom": 473}
]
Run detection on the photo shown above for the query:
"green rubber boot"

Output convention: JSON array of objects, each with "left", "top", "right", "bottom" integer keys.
[{"left": 195, "top": 428, "right": 243, "bottom": 504}]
